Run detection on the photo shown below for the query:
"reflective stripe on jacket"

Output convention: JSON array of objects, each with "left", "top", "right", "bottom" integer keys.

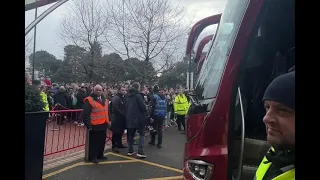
[
  {"left": 40, "top": 91, "right": 49, "bottom": 111},
  {"left": 84, "top": 97, "right": 109, "bottom": 125},
  {"left": 254, "top": 148, "right": 295, "bottom": 180},
  {"left": 174, "top": 94, "right": 189, "bottom": 115},
  {"left": 153, "top": 94, "right": 167, "bottom": 117}
]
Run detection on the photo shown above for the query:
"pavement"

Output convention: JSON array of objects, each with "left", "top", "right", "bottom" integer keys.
[{"left": 43, "top": 126, "right": 186, "bottom": 180}]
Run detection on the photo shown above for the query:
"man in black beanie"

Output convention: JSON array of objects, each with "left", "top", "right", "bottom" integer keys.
[{"left": 254, "top": 71, "right": 295, "bottom": 180}]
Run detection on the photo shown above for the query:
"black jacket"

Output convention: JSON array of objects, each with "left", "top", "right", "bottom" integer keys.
[
  {"left": 82, "top": 93, "right": 109, "bottom": 131},
  {"left": 110, "top": 93, "right": 126, "bottom": 133},
  {"left": 125, "top": 88, "right": 147, "bottom": 129},
  {"left": 263, "top": 149, "right": 295, "bottom": 179},
  {"left": 111, "top": 93, "right": 126, "bottom": 117},
  {"left": 54, "top": 90, "right": 71, "bottom": 109},
  {"left": 75, "top": 89, "right": 87, "bottom": 109}
]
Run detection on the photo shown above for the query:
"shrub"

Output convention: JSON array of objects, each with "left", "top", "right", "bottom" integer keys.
[{"left": 25, "top": 84, "right": 45, "bottom": 112}]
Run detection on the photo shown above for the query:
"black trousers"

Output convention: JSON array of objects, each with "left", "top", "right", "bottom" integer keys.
[
  {"left": 88, "top": 130, "right": 107, "bottom": 161},
  {"left": 169, "top": 105, "right": 174, "bottom": 119},
  {"left": 176, "top": 115, "right": 186, "bottom": 131},
  {"left": 150, "top": 116, "right": 165, "bottom": 145},
  {"left": 112, "top": 130, "right": 124, "bottom": 148}
]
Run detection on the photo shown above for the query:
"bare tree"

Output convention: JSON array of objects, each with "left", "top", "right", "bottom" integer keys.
[
  {"left": 58, "top": 0, "right": 108, "bottom": 81},
  {"left": 105, "top": 0, "right": 189, "bottom": 83}
]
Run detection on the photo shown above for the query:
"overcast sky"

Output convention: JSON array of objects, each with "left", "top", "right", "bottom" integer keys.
[{"left": 25, "top": 0, "right": 227, "bottom": 61}]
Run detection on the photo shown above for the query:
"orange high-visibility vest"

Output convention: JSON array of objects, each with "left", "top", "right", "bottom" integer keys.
[{"left": 84, "top": 96, "right": 109, "bottom": 125}]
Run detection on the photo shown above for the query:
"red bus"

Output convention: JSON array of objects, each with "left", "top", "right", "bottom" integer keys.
[
  {"left": 184, "top": 0, "right": 295, "bottom": 179},
  {"left": 194, "top": 34, "right": 214, "bottom": 75}
]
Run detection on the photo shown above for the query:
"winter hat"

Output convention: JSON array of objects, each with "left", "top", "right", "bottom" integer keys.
[
  {"left": 262, "top": 71, "right": 295, "bottom": 110},
  {"left": 153, "top": 85, "right": 159, "bottom": 93}
]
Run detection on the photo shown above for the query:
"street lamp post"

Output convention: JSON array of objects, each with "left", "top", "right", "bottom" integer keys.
[
  {"left": 25, "top": 0, "right": 70, "bottom": 36},
  {"left": 32, "top": 6, "right": 38, "bottom": 81}
]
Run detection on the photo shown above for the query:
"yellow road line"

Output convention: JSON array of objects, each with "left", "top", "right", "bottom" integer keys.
[
  {"left": 43, "top": 162, "right": 84, "bottom": 179},
  {"left": 43, "top": 151, "right": 184, "bottom": 179},
  {"left": 141, "top": 175, "right": 184, "bottom": 180},
  {"left": 109, "top": 152, "right": 183, "bottom": 173},
  {"left": 43, "top": 152, "right": 137, "bottom": 179},
  {"left": 90, "top": 160, "right": 137, "bottom": 165}
]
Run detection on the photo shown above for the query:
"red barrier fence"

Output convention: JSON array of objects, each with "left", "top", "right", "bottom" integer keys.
[
  {"left": 43, "top": 105, "right": 150, "bottom": 163},
  {"left": 43, "top": 108, "right": 119, "bottom": 161}
]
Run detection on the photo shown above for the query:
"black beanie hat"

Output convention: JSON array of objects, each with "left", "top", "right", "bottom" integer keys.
[
  {"left": 153, "top": 85, "right": 159, "bottom": 93},
  {"left": 262, "top": 71, "right": 295, "bottom": 110}
]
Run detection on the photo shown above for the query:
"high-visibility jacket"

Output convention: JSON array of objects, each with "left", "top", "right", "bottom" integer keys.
[
  {"left": 153, "top": 94, "right": 167, "bottom": 117},
  {"left": 174, "top": 94, "right": 189, "bottom": 115},
  {"left": 40, "top": 91, "right": 49, "bottom": 111},
  {"left": 254, "top": 148, "right": 295, "bottom": 180},
  {"left": 84, "top": 96, "right": 110, "bottom": 125}
]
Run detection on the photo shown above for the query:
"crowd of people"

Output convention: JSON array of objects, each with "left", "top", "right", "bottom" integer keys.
[
  {"left": 25, "top": 68, "right": 296, "bottom": 179},
  {"left": 29, "top": 77, "right": 191, "bottom": 162}
]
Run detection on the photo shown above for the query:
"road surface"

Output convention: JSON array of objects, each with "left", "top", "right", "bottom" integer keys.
[{"left": 43, "top": 126, "right": 186, "bottom": 180}]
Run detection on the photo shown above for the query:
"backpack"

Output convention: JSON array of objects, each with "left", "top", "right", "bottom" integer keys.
[{"left": 153, "top": 94, "right": 167, "bottom": 117}]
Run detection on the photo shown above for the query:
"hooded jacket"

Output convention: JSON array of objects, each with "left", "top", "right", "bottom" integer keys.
[
  {"left": 125, "top": 88, "right": 147, "bottom": 128},
  {"left": 75, "top": 89, "right": 87, "bottom": 109},
  {"left": 53, "top": 88, "right": 71, "bottom": 108}
]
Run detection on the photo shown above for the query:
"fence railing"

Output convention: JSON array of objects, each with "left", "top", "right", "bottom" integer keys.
[
  {"left": 43, "top": 104, "right": 155, "bottom": 165},
  {"left": 43, "top": 108, "right": 126, "bottom": 162},
  {"left": 44, "top": 109, "right": 86, "bottom": 160}
]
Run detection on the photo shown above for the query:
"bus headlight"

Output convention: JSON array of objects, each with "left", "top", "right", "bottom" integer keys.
[{"left": 187, "top": 160, "right": 214, "bottom": 180}]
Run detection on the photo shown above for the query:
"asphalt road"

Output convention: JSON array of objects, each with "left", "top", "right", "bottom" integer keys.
[{"left": 43, "top": 126, "right": 186, "bottom": 180}]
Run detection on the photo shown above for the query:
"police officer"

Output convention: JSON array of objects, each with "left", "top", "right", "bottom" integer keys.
[
  {"left": 254, "top": 71, "right": 295, "bottom": 180},
  {"left": 174, "top": 88, "right": 190, "bottom": 134},
  {"left": 149, "top": 85, "right": 167, "bottom": 148}
]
